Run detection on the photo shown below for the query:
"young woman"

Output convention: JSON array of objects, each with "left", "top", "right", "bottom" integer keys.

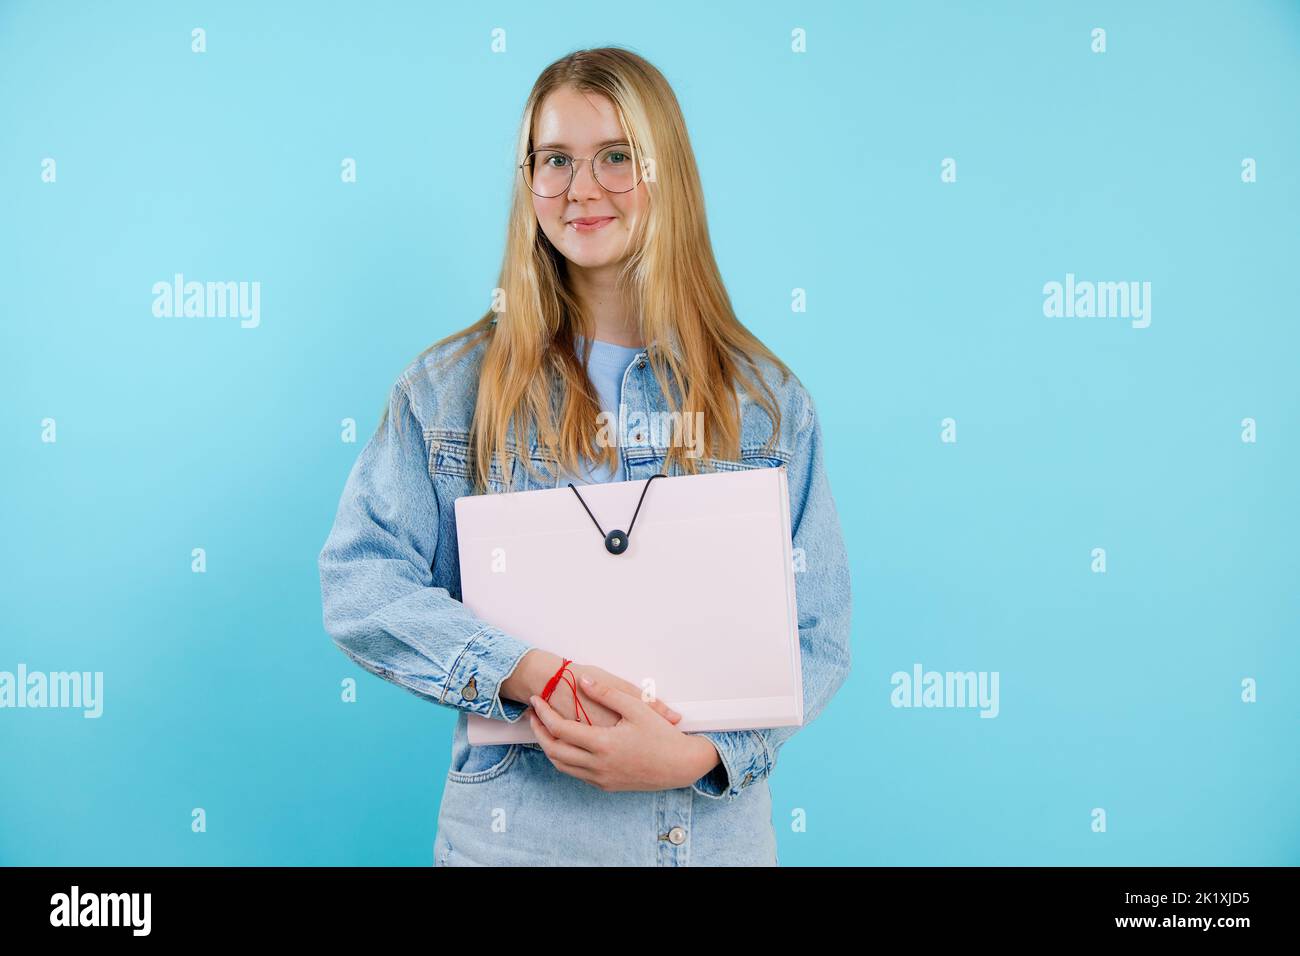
[{"left": 318, "top": 47, "right": 852, "bottom": 866}]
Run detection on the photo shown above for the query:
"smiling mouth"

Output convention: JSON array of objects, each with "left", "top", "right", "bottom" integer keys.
[{"left": 568, "top": 217, "right": 615, "bottom": 232}]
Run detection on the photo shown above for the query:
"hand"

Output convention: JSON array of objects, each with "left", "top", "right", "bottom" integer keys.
[
  {"left": 528, "top": 672, "right": 721, "bottom": 792},
  {"left": 543, "top": 661, "right": 683, "bottom": 730},
  {"left": 501, "top": 652, "right": 682, "bottom": 729}
]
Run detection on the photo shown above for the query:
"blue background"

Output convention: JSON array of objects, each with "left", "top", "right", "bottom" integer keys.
[{"left": 2, "top": 0, "right": 1297, "bottom": 865}]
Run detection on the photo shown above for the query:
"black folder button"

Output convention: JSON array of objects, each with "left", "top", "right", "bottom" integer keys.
[{"left": 605, "top": 530, "right": 628, "bottom": 554}]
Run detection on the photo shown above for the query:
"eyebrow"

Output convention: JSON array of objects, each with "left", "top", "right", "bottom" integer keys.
[{"left": 533, "top": 138, "right": 629, "bottom": 151}]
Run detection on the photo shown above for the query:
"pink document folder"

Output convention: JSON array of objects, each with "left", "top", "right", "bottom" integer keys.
[{"left": 456, "top": 465, "right": 804, "bottom": 745}]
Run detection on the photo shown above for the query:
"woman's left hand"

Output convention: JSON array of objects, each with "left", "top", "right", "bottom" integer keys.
[{"left": 528, "top": 674, "right": 720, "bottom": 792}]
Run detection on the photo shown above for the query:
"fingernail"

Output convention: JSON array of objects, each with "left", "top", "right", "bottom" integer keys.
[
  {"left": 579, "top": 675, "right": 593, "bottom": 686},
  {"left": 529, "top": 696, "right": 539, "bottom": 707}
]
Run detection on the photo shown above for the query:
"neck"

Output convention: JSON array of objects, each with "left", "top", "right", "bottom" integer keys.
[{"left": 568, "top": 263, "right": 644, "bottom": 347}]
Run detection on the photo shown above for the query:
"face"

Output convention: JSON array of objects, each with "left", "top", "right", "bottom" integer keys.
[{"left": 528, "top": 86, "right": 649, "bottom": 273}]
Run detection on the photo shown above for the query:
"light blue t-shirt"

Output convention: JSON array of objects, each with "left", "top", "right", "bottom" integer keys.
[{"left": 568, "top": 335, "right": 643, "bottom": 485}]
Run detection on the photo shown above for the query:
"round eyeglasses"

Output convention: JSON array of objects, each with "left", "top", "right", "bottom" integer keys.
[{"left": 519, "top": 143, "right": 642, "bottom": 198}]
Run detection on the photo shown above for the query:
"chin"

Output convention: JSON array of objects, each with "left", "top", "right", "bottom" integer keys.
[{"left": 560, "top": 246, "right": 622, "bottom": 270}]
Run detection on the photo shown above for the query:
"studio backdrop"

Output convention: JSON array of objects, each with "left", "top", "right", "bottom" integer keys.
[{"left": 2, "top": 0, "right": 1297, "bottom": 865}]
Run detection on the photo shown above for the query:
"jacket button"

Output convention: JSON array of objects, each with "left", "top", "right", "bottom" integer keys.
[
  {"left": 461, "top": 677, "right": 478, "bottom": 701},
  {"left": 742, "top": 773, "right": 754, "bottom": 787},
  {"left": 637, "top": 360, "right": 646, "bottom": 369},
  {"left": 667, "top": 826, "right": 686, "bottom": 845}
]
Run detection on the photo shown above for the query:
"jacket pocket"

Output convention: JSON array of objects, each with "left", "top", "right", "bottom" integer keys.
[
  {"left": 513, "top": 453, "right": 561, "bottom": 491},
  {"left": 702, "top": 455, "right": 782, "bottom": 472},
  {"left": 688, "top": 446, "right": 791, "bottom": 474},
  {"left": 427, "top": 429, "right": 510, "bottom": 494}
]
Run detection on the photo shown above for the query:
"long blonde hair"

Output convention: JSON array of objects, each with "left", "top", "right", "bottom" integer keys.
[{"left": 401, "top": 46, "right": 793, "bottom": 493}]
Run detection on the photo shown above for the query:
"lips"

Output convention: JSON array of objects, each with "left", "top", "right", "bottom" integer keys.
[{"left": 568, "top": 216, "right": 615, "bottom": 232}]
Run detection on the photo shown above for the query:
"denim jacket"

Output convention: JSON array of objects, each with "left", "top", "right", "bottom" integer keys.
[{"left": 317, "top": 331, "right": 853, "bottom": 866}]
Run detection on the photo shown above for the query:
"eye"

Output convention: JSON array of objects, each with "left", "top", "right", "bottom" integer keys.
[
  {"left": 543, "top": 152, "right": 570, "bottom": 168},
  {"left": 603, "top": 150, "right": 629, "bottom": 165}
]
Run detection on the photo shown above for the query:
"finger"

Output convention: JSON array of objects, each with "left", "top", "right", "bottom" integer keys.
[
  {"left": 549, "top": 757, "right": 601, "bottom": 788},
  {"left": 529, "top": 713, "right": 598, "bottom": 768},
  {"left": 612, "top": 677, "right": 681, "bottom": 723},
  {"left": 576, "top": 674, "right": 653, "bottom": 724},
  {"left": 649, "top": 698, "right": 683, "bottom": 723},
  {"left": 530, "top": 694, "right": 607, "bottom": 751}
]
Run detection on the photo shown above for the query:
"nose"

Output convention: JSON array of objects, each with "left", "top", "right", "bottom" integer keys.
[{"left": 567, "top": 157, "right": 603, "bottom": 202}]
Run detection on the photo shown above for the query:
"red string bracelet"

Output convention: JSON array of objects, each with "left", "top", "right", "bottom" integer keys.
[{"left": 538, "top": 657, "right": 593, "bottom": 725}]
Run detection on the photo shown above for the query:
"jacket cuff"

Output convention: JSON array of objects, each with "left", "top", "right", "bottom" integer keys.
[
  {"left": 439, "top": 624, "right": 533, "bottom": 723},
  {"left": 690, "top": 730, "right": 773, "bottom": 800}
]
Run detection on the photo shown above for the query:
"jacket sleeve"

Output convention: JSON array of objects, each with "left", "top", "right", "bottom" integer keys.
[
  {"left": 690, "top": 390, "right": 853, "bottom": 800},
  {"left": 317, "top": 374, "right": 534, "bottom": 722}
]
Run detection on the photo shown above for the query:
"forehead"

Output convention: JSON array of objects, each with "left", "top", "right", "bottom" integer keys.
[{"left": 532, "top": 86, "right": 626, "bottom": 150}]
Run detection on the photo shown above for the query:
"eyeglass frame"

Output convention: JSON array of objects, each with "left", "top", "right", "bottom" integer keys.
[{"left": 517, "top": 142, "right": 644, "bottom": 198}]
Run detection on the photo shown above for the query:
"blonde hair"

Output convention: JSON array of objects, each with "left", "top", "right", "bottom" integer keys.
[{"left": 397, "top": 45, "right": 793, "bottom": 493}]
